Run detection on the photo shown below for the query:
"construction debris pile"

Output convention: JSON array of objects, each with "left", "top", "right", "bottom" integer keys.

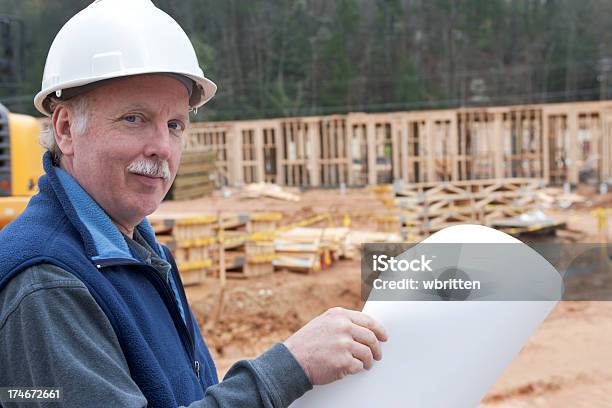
[
  {"left": 155, "top": 176, "right": 595, "bottom": 286},
  {"left": 149, "top": 208, "right": 404, "bottom": 284},
  {"left": 274, "top": 227, "right": 402, "bottom": 273},
  {"left": 150, "top": 211, "right": 284, "bottom": 283},
  {"left": 369, "top": 178, "right": 579, "bottom": 237},
  {"left": 533, "top": 187, "right": 588, "bottom": 209},
  {"left": 238, "top": 182, "right": 301, "bottom": 202}
]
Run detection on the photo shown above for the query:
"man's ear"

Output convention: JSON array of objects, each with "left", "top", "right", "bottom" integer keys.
[{"left": 52, "top": 104, "right": 75, "bottom": 157}]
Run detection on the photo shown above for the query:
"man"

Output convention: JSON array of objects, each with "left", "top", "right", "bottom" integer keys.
[{"left": 0, "top": 1, "right": 387, "bottom": 407}]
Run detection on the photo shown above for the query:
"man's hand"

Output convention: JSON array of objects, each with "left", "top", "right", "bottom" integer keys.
[{"left": 283, "top": 307, "right": 388, "bottom": 386}]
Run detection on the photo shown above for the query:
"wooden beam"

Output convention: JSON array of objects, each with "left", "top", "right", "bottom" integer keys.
[
  {"left": 591, "top": 114, "right": 601, "bottom": 182},
  {"left": 534, "top": 109, "right": 542, "bottom": 178},
  {"left": 542, "top": 112, "right": 550, "bottom": 183},
  {"left": 337, "top": 119, "right": 346, "bottom": 185},
  {"left": 330, "top": 119, "right": 338, "bottom": 186},
  {"left": 449, "top": 115, "right": 459, "bottom": 181},
  {"left": 391, "top": 117, "right": 400, "bottom": 181},
  {"left": 346, "top": 117, "right": 355, "bottom": 186},
  {"left": 308, "top": 119, "right": 320, "bottom": 187},
  {"left": 401, "top": 116, "right": 409, "bottom": 183},
  {"left": 321, "top": 120, "right": 329, "bottom": 186},
  {"left": 254, "top": 125, "right": 265, "bottom": 183},
  {"left": 418, "top": 121, "right": 427, "bottom": 182},
  {"left": 367, "top": 118, "right": 376, "bottom": 185},
  {"left": 275, "top": 122, "right": 284, "bottom": 185},
  {"left": 228, "top": 125, "right": 242, "bottom": 186},
  {"left": 493, "top": 113, "right": 504, "bottom": 178},
  {"left": 567, "top": 107, "right": 579, "bottom": 185},
  {"left": 603, "top": 110, "right": 612, "bottom": 181},
  {"left": 425, "top": 119, "right": 435, "bottom": 182}
]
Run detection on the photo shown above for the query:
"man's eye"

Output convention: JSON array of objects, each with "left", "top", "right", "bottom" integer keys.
[
  {"left": 124, "top": 115, "right": 139, "bottom": 123},
  {"left": 169, "top": 121, "right": 184, "bottom": 131}
]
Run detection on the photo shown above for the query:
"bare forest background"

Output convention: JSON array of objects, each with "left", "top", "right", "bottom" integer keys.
[{"left": 1, "top": 0, "right": 612, "bottom": 121}]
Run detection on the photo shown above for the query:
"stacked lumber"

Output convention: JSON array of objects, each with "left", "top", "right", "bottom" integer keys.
[
  {"left": 276, "top": 227, "right": 349, "bottom": 255},
  {"left": 217, "top": 212, "right": 281, "bottom": 279},
  {"left": 149, "top": 212, "right": 217, "bottom": 285},
  {"left": 167, "top": 149, "right": 217, "bottom": 200},
  {"left": 239, "top": 182, "right": 301, "bottom": 202},
  {"left": 274, "top": 227, "right": 346, "bottom": 273},
  {"left": 274, "top": 227, "right": 402, "bottom": 273},
  {"left": 489, "top": 209, "right": 567, "bottom": 236},
  {"left": 149, "top": 211, "right": 282, "bottom": 282},
  {"left": 342, "top": 230, "right": 403, "bottom": 259},
  {"left": 534, "top": 187, "right": 587, "bottom": 209}
]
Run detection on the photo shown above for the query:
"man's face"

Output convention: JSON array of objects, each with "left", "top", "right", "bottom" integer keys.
[{"left": 66, "top": 74, "right": 189, "bottom": 230}]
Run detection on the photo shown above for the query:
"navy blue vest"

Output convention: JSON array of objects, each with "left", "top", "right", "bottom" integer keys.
[{"left": 0, "top": 152, "right": 218, "bottom": 407}]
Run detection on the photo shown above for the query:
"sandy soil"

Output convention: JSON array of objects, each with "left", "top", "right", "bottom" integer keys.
[
  {"left": 159, "top": 186, "right": 396, "bottom": 231},
  {"left": 161, "top": 188, "right": 612, "bottom": 407}
]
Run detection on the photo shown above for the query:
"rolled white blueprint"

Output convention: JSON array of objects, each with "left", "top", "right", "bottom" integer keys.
[{"left": 291, "top": 224, "right": 562, "bottom": 408}]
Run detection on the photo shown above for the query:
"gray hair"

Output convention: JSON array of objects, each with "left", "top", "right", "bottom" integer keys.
[{"left": 39, "top": 94, "right": 90, "bottom": 165}]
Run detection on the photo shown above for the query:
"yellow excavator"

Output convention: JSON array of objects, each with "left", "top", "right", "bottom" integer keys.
[
  {"left": 0, "top": 103, "right": 44, "bottom": 228},
  {"left": 0, "top": 15, "right": 45, "bottom": 228}
]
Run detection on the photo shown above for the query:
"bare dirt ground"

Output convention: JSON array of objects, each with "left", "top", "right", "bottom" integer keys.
[{"left": 160, "top": 188, "right": 612, "bottom": 407}]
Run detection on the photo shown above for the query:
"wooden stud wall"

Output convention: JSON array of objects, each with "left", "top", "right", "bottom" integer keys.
[
  {"left": 263, "top": 126, "right": 278, "bottom": 183},
  {"left": 185, "top": 100, "right": 612, "bottom": 187},
  {"left": 603, "top": 109, "right": 612, "bottom": 182},
  {"left": 241, "top": 129, "right": 257, "bottom": 184},
  {"left": 404, "top": 119, "right": 426, "bottom": 183},
  {"left": 501, "top": 108, "right": 543, "bottom": 179},
  {"left": 280, "top": 120, "right": 310, "bottom": 186},
  {"left": 346, "top": 116, "right": 368, "bottom": 186},
  {"left": 319, "top": 116, "right": 349, "bottom": 187}
]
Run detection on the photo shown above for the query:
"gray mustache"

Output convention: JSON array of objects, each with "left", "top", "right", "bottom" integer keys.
[{"left": 127, "top": 159, "right": 171, "bottom": 180}]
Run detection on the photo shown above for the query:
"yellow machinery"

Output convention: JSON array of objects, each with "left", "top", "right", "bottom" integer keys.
[{"left": 0, "top": 103, "right": 44, "bottom": 228}]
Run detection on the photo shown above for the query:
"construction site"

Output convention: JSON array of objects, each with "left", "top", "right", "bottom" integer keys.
[
  {"left": 1, "top": 1, "right": 611, "bottom": 405},
  {"left": 144, "top": 100, "right": 612, "bottom": 406}
]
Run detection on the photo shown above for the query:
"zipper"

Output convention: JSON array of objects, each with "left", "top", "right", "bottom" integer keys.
[{"left": 94, "top": 258, "right": 199, "bottom": 378}]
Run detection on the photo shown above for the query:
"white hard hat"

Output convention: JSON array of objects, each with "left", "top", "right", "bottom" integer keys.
[{"left": 34, "top": 0, "right": 217, "bottom": 116}]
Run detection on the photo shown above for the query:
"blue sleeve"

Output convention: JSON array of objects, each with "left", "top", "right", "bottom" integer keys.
[
  {"left": 191, "top": 343, "right": 312, "bottom": 408},
  {"left": 0, "top": 264, "right": 312, "bottom": 408}
]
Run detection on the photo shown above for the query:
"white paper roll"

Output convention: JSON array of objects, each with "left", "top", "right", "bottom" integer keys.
[{"left": 290, "top": 224, "right": 561, "bottom": 408}]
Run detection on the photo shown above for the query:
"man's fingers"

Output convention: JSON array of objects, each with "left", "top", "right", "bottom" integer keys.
[
  {"left": 348, "top": 356, "right": 365, "bottom": 375},
  {"left": 350, "top": 342, "right": 374, "bottom": 370},
  {"left": 286, "top": 307, "right": 388, "bottom": 385},
  {"left": 344, "top": 309, "right": 388, "bottom": 342},
  {"left": 351, "top": 324, "right": 383, "bottom": 361}
]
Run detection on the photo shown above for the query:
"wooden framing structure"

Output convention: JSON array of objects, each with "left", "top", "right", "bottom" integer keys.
[
  {"left": 187, "top": 100, "right": 612, "bottom": 187},
  {"left": 394, "top": 178, "right": 546, "bottom": 234}
]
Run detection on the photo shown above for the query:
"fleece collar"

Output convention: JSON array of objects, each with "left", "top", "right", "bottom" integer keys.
[{"left": 42, "top": 152, "right": 165, "bottom": 263}]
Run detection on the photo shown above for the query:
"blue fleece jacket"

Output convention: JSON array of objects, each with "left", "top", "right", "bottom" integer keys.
[{"left": 0, "top": 152, "right": 217, "bottom": 407}]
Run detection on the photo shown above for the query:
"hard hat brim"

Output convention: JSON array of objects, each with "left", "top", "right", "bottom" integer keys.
[{"left": 34, "top": 70, "right": 217, "bottom": 117}]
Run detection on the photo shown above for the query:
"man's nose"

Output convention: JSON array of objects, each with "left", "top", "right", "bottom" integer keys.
[{"left": 143, "top": 123, "right": 172, "bottom": 160}]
